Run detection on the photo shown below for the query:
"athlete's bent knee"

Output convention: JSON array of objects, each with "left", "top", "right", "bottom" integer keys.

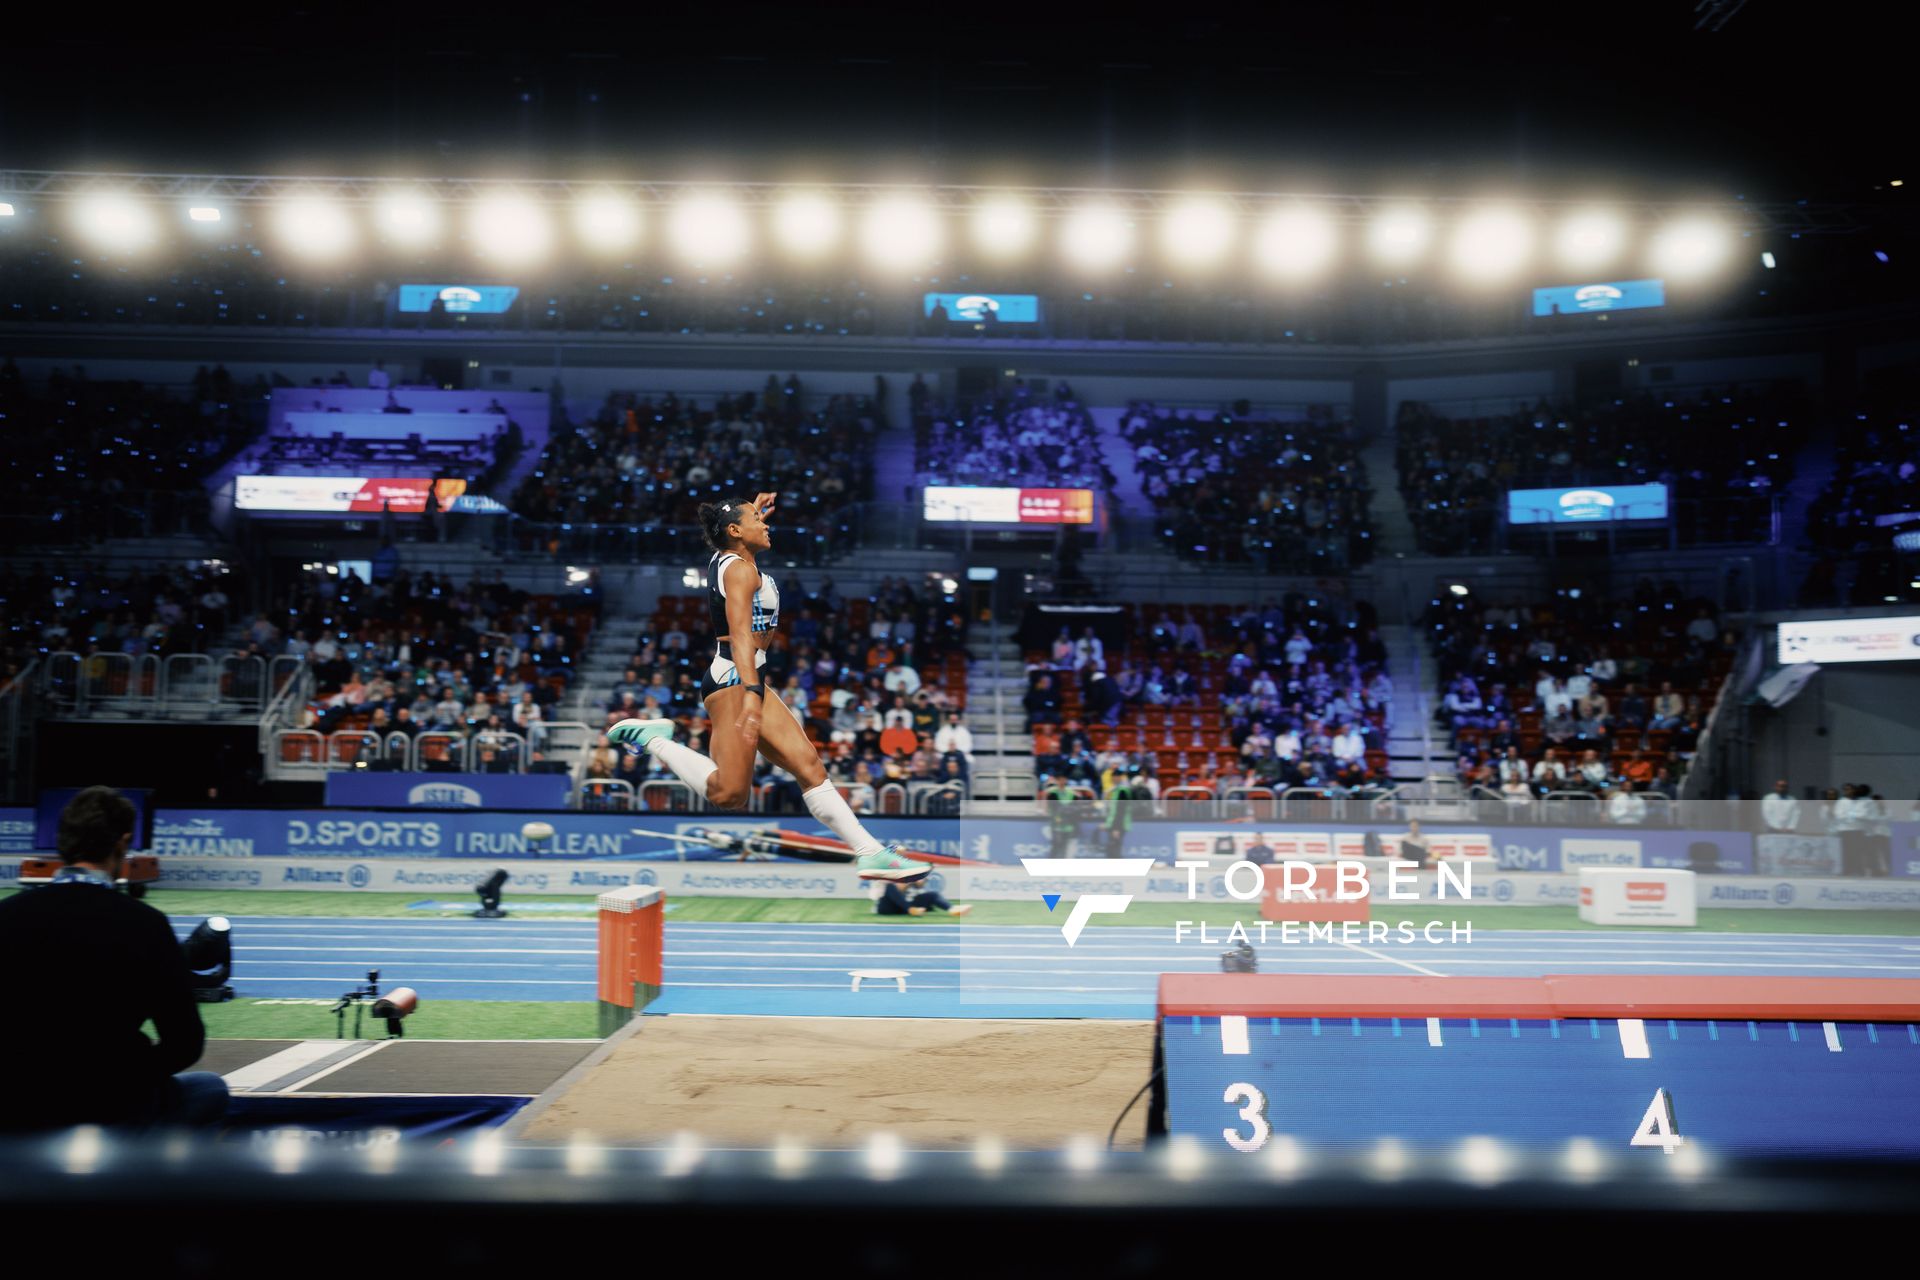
[{"left": 707, "top": 782, "right": 751, "bottom": 811}]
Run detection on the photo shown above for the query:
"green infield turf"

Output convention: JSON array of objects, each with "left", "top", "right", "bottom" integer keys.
[
  {"left": 177, "top": 999, "right": 600, "bottom": 1041},
  {"left": 12, "top": 887, "right": 1912, "bottom": 935}
]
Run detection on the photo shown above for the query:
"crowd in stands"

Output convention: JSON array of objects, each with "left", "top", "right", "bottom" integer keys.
[
  {"left": 256, "top": 388, "right": 524, "bottom": 489},
  {"left": 265, "top": 568, "right": 596, "bottom": 771},
  {"left": 1118, "top": 403, "right": 1372, "bottom": 573},
  {"left": 0, "top": 361, "right": 263, "bottom": 544},
  {"left": 1024, "top": 593, "right": 1394, "bottom": 800},
  {"left": 1760, "top": 779, "right": 1899, "bottom": 876},
  {"left": 581, "top": 576, "right": 974, "bottom": 814},
  {"left": 1800, "top": 367, "right": 1920, "bottom": 606},
  {"left": 0, "top": 561, "right": 246, "bottom": 688},
  {"left": 1424, "top": 579, "right": 1738, "bottom": 821},
  {"left": 1395, "top": 385, "right": 1809, "bottom": 555},
  {"left": 913, "top": 377, "right": 1117, "bottom": 494},
  {"left": 511, "top": 375, "right": 877, "bottom": 561}
]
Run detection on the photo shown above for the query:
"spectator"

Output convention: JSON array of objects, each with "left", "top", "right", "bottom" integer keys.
[
  {"left": 872, "top": 879, "right": 972, "bottom": 917},
  {"left": 1025, "top": 673, "right": 1063, "bottom": 729},
  {"left": 0, "top": 787, "right": 228, "bottom": 1134},
  {"left": 1762, "top": 779, "right": 1800, "bottom": 833},
  {"left": 1607, "top": 780, "right": 1648, "bottom": 825}
]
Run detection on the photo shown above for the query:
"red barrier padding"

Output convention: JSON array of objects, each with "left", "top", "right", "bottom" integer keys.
[{"left": 1157, "top": 973, "right": 1920, "bottom": 1022}]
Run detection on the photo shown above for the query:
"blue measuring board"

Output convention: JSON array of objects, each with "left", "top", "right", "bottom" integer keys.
[{"left": 1158, "top": 1015, "right": 1920, "bottom": 1158}]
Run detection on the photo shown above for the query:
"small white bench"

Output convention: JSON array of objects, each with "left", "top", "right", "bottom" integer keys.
[{"left": 849, "top": 969, "right": 910, "bottom": 993}]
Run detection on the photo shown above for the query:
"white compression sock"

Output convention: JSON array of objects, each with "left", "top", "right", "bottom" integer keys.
[
  {"left": 645, "top": 737, "right": 719, "bottom": 799},
  {"left": 802, "top": 781, "right": 884, "bottom": 857}
]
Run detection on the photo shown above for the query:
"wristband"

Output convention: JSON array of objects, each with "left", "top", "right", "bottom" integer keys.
[{"left": 744, "top": 683, "right": 767, "bottom": 697}]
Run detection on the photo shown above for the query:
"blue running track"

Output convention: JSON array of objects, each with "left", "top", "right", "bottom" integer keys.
[{"left": 173, "top": 917, "right": 1920, "bottom": 1020}]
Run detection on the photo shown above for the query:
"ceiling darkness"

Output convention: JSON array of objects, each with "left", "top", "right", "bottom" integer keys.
[{"left": 1, "top": 2, "right": 1904, "bottom": 204}]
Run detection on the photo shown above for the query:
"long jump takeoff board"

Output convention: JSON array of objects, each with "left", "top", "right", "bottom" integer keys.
[{"left": 1151, "top": 975, "right": 1920, "bottom": 1159}]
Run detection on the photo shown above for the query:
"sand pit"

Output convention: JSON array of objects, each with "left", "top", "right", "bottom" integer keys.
[{"left": 519, "top": 1015, "right": 1157, "bottom": 1148}]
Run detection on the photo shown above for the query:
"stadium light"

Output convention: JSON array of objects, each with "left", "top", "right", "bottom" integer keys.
[
  {"left": 971, "top": 195, "right": 1038, "bottom": 260},
  {"left": 470, "top": 193, "right": 553, "bottom": 264},
  {"left": 1253, "top": 204, "right": 1339, "bottom": 282},
  {"left": 1366, "top": 204, "right": 1432, "bottom": 267},
  {"left": 1161, "top": 197, "right": 1236, "bottom": 270},
  {"left": 375, "top": 191, "right": 441, "bottom": 247},
  {"left": 73, "top": 194, "right": 159, "bottom": 252},
  {"left": 1448, "top": 205, "right": 1534, "bottom": 284},
  {"left": 273, "top": 196, "right": 356, "bottom": 259},
  {"left": 572, "top": 191, "right": 642, "bottom": 253},
  {"left": 860, "top": 194, "right": 943, "bottom": 271},
  {"left": 1760, "top": 251, "right": 1777, "bottom": 269},
  {"left": 1061, "top": 203, "right": 1134, "bottom": 272},
  {"left": 1553, "top": 209, "right": 1627, "bottom": 273},
  {"left": 1649, "top": 215, "right": 1733, "bottom": 280},
  {"left": 187, "top": 206, "right": 222, "bottom": 224},
  {"left": 669, "top": 191, "right": 750, "bottom": 266},
  {"left": 772, "top": 190, "right": 842, "bottom": 259},
  {"left": 0, "top": 202, "right": 14, "bottom": 217}
]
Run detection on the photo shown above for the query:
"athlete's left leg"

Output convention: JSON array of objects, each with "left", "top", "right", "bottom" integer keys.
[{"left": 753, "top": 695, "right": 928, "bottom": 882}]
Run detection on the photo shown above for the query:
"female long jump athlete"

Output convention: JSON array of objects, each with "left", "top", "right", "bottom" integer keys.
[{"left": 608, "top": 492, "right": 929, "bottom": 882}]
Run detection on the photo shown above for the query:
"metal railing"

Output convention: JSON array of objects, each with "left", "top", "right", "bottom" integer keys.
[
  {"left": 912, "top": 782, "right": 967, "bottom": 815},
  {"left": 412, "top": 732, "right": 468, "bottom": 772},
  {"left": 1541, "top": 790, "right": 1604, "bottom": 824},
  {"left": 639, "top": 780, "right": 698, "bottom": 812},
  {"left": 40, "top": 650, "right": 266, "bottom": 719},
  {"left": 581, "top": 779, "right": 637, "bottom": 812}
]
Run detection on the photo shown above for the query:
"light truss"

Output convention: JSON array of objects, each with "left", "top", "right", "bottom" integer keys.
[{"left": 0, "top": 169, "right": 1883, "bottom": 236}]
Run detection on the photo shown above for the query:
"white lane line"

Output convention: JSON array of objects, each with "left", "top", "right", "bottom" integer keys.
[
  {"left": 222, "top": 1041, "right": 365, "bottom": 1091},
  {"left": 230, "top": 976, "right": 596, "bottom": 987},
  {"left": 1337, "top": 941, "right": 1446, "bottom": 977},
  {"left": 1427, "top": 1018, "right": 1444, "bottom": 1047},
  {"left": 1221, "top": 1016, "right": 1250, "bottom": 1055},
  {"left": 287, "top": 1041, "right": 395, "bottom": 1092},
  {"left": 1618, "top": 1019, "right": 1651, "bottom": 1059},
  {"left": 1824, "top": 1022, "right": 1843, "bottom": 1052}
]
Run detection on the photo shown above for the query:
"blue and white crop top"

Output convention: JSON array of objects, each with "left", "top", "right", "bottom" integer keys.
[{"left": 706, "top": 550, "right": 780, "bottom": 660}]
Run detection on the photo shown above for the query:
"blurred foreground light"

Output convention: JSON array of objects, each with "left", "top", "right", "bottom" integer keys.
[
  {"left": 365, "top": 1132, "right": 401, "bottom": 1175},
  {"left": 1163, "top": 1133, "right": 1208, "bottom": 1181},
  {"left": 1649, "top": 215, "right": 1733, "bottom": 280},
  {"left": 572, "top": 191, "right": 642, "bottom": 253},
  {"left": 771, "top": 1135, "right": 811, "bottom": 1178},
  {"left": 1064, "top": 1134, "right": 1103, "bottom": 1174},
  {"left": 971, "top": 1134, "right": 1006, "bottom": 1176},
  {"left": 1449, "top": 582, "right": 1470, "bottom": 597},
  {"left": 469, "top": 1129, "right": 506, "bottom": 1176},
  {"left": 772, "top": 191, "right": 841, "bottom": 259},
  {"left": 268, "top": 1129, "right": 305, "bottom": 1175},
  {"left": 1367, "top": 1137, "right": 1411, "bottom": 1181},
  {"left": 1761, "top": 251, "right": 1777, "bottom": 269},
  {"left": 62, "top": 1126, "right": 106, "bottom": 1176},
  {"left": 860, "top": 194, "right": 943, "bottom": 271},
  {"left": 1161, "top": 197, "right": 1236, "bottom": 270},
  {"left": 1253, "top": 205, "right": 1338, "bottom": 282},
  {"left": 74, "top": 194, "right": 160, "bottom": 252},
  {"left": 1456, "top": 1136, "right": 1513, "bottom": 1186},
  {"left": 0, "top": 202, "right": 15, "bottom": 217},
  {"left": 1061, "top": 203, "right": 1134, "bottom": 272},
  {"left": 670, "top": 192, "right": 750, "bottom": 266},
  {"left": 187, "top": 206, "right": 222, "bottom": 224},
  {"left": 970, "top": 195, "right": 1037, "bottom": 260},
  {"left": 1553, "top": 208, "right": 1626, "bottom": 273},
  {"left": 274, "top": 197, "right": 356, "bottom": 260},
  {"left": 1262, "top": 1134, "right": 1307, "bottom": 1180},
  {"left": 864, "top": 1130, "right": 906, "bottom": 1180},
  {"left": 1561, "top": 1137, "right": 1607, "bottom": 1182},
  {"left": 470, "top": 194, "right": 552, "bottom": 264},
  {"left": 1449, "top": 206, "right": 1534, "bottom": 283},
  {"left": 375, "top": 192, "right": 441, "bottom": 247},
  {"left": 564, "top": 1132, "right": 605, "bottom": 1177},
  {"left": 1367, "top": 204, "right": 1431, "bottom": 267},
  {"left": 1667, "top": 1142, "right": 1710, "bottom": 1181},
  {"left": 660, "top": 1130, "right": 704, "bottom": 1177}
]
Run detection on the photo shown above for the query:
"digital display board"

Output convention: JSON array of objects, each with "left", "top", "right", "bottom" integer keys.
[
  {"left": 1532, "top": 278, "right": 1666, "bottom": 316},
  {"left": 397, "top": 284, "right": 521, "bottom": 314},
  {"left": 1777, "top": 615, "right": 1920, "bottom": 665},
  {"left": 236, "top": 476, "right": 468, "bottom": 514},
  {"left": 922, "top": 292, "right": 1042, "bottom": 323},
  {"left": 923, "top": 486, "right": 1093, "bottom": 524},
  {"left": 1507, "top": 483, "right": 1669, "bottom": 524}
]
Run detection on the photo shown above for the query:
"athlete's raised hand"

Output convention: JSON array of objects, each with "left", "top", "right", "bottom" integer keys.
[{"left": 752, "top": 491, "right": 779, "bottom": 519}]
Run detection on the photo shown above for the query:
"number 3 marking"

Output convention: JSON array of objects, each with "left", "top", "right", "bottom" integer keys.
[
  {"left": 1630, "top": 1087, "right": 1685, "bottom": 1155},
  {"left": 1223, "top": 1082, "right": 1271, "bottom": 1152}
]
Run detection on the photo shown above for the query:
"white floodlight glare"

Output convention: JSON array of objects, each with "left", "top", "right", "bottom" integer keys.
[
  {"left": 74, "top": 194, "right": 160, "bottom": 252},
  {"left": 1553, "top": 209, "right": 1627, "bottom": 273},
  {"left": 669, "top": 192, "right": 751, "bottom": 265},
  {"left": 1160, "top": 197, "right": 1236, "bottom": 269},
  {"left": 1448, "top": 206, "right": 1534, "bottom": 283},
  {"left": 1649, "top": 216, "right": 1733, "bottom": 280},
  {"left": 860, "top": 195, "right": 943, "bottom": 270},
  {"left": 1253, "top": 205, "right": 1339, "bottom": 281},
  {"left": 1061, "top": 203, "right": 1133, "bottom": 271},
  {"left": 1367, "top": 204, "right": 1432, "bottom": 267},
  {"left": 470, "top": 194, "right": 553, "bottom": 264},
  {"left": 274, "top": 197, "right": 356, "bottom": 259},
  {"left": 572, "top": 192, "right": 642, "bottom": 253},
  {"left": 970, "top": 195, "right": 1037, "bottom": 260},
  {"left": 772, "top": 191, "right": 842, "bottom": 259},
  {"left": 375, "top": 192, "right": 441, "bottom": 247}
]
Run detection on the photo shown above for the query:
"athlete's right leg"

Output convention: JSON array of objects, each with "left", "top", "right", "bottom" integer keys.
[{"left": 609, "top": 687, "right": 760, "bottom": 809}]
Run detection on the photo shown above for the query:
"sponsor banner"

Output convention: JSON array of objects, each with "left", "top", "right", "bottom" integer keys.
[
  {"left": 235, "top": 475, "right": 468, "bottom": 515},
  {"left": 1897, "top": 823, "right": 1920, "bottom": 880},
  {"left": 323, "top": 773, "right": 570, "bottom": 811},
  {"left": 1776, "top": 614, "right": 1920, "bottom": 665},
  {"left": 396, "top": 284, "right": 521, "bottom": 314},
  {"left": 922, "top": 291, "right": 1042, "bottom": 323},
  {"left": 921, "top": 486, "right": 1094, "bottom": 525},
  {"left": 1532, "top": 278, "right": 1666, "bottom": 316},
  {"left": 1756, "top": 833, "right": 1845, "bottom": 878},
  {"left": 0, "top": 808, "right": 33, "bottom": 855},
  {"left": 1578, "top": 867, "right": 1698, "bottom": 926},
  {"left": 1507, "top": 482, "right": 1670, "bottom": 525}
]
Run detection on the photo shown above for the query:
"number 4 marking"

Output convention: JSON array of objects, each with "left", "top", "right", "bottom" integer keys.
[
  {"left": 1223, "top": 1082, "right": 1271, "bottom": 1153},
  {"left": 1631, "top": 1088, "right": 1685, "bottom": 1155}
]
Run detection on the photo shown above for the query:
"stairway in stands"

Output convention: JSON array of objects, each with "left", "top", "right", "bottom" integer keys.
[
  {"left": 1380, "top": 622, "right": 1452, "bottom": 784},
  {"left": 563, "top": 610, "right": 652, "bottom": 731},
  {"left": 963, "top": 634, "right": 1038, "bottom": 812}
]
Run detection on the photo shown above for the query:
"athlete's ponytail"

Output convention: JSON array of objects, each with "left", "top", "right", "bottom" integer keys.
[{"left": 698, "top": 498, "right": 754, "bottom": 550}]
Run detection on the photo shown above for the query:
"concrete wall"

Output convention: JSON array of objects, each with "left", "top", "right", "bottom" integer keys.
[{"left": 1750, "top": 666, "right": 1920, "bottom": 800}]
